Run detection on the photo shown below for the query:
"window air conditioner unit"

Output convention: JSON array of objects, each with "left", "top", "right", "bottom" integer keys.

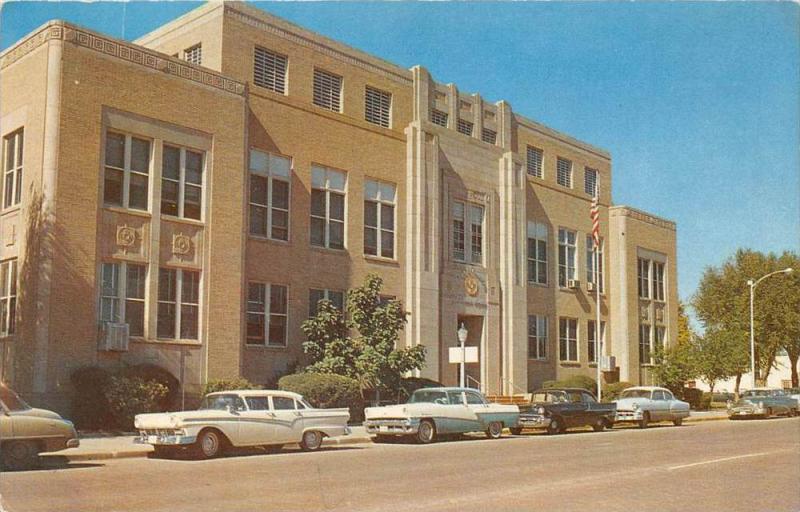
[
  {"left": 587, "top": 282, "right": 596, "bottom": 292},
  {"left": 601, "top": 355, "right": 616, "bottom": 372},
  {"left": 99, "top": 322, "right": 130, "bottom": 352},
  {"left": 567, "top": 279, "right": 580, "bottom": 289}
]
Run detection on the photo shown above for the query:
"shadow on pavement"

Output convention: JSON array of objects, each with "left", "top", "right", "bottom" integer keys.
[
  {"left": 3, "top": 458, "right": 105, "bottom": 473},
  {"left": 147, "top": 445, "right": 364, "bottom": 462}
]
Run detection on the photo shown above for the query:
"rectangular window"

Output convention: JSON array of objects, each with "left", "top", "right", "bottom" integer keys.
[
  {"left": 99, "top": 262, "right": 146, "bottom": 337},
  {"left": 249, "top": 149, "right": 291, "bottom": 241},
  {"left": 311, "top": 166, "right": 346, "bottom": 249},
  {"left": 104, "top": 131, "right": 150, "bottom": 211},
  {"left": 0, "top": 260, "right": 17, "bottom": 336},
  {"left": 588, "top": 320, "right": 605, "bottom": 364},
  {"left": 653, "top": 262, "right": 666, "bottom": 301},
  {"left": 639, "top": 323, "right": 652, "bottom": 364},
  {"left": 457, "top": 119, "right": 473, "bottom": 137},
  {"left": 161, "top": 145, "right": 204, "bottom": 220},
  {"left": 254, "top": 47, "right": 287, "bottom": 94},
  {"left": 246, "top": 282, "right": 287, "bottom": 347},
  {"left": 313, "top": 69, "right": 343, "bottom": 112},
  {"left": 308, "top": 289, "right": 345, "bottom": 317},
  {"left": 559, "top": 318, "right": 578, "bottom": 362},
  {"left": 430, "top": 109, "right": 448, "bottom": 127},
  {"left": 584, "top": 167, "right": 598, "bottom": 196},
  {"left": 556, "top": 157, "right": 573, "bottom": 188},
  {"left": 638, "top": 258, "right": 651, "bottom": 299},
  {"left": 654, "top": 326, "right": 666, "bottom": 355},
  {"left": 184, "top": 44, "right": 202, "bottom": 65},
  {"left": 3, "top": 130, "right": 23, "bottom": 208},
  {"left": 586, "top": 235, "right": 604, "bottom": 293},
  {"left": 481, "top": 128, "right": 496, "bottom": 145},
  {"left": 157, "top": 268, "right": 200, "bottom": 341},
  {"left": 557, "top": 228, "right": 577, "bottom": 287},
  {"left": 364, "top": 180, "right": 396, "bottom": 258},
  {"left": 365, "top": 86, "right": 391, "bottom": 128},
  {"left": 526, "top": 145, "right": 543, "bottom": 178},
  {"left": 528, "top": 315, "right": 548, "bottom": 360},
  {"left": 452, "top": 201, "right": 483, "bottom": 264},
  {"left": 527, "top": 221, "right": 548, "bottom": 285}
]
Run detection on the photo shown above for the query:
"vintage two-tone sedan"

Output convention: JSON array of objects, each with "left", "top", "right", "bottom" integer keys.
[
  {"left": 364, "top": 387, "right": 520, "bottom": 444},
  {"left": 0, "top": 384, "right": 80, "bottom": 470},
  {"left": 613, "top": 386, "right": 690, "bottom": 428},
  {"left": 515, "top": 388, "right": 616, "bottom": 435},
  {"left": 135, "top": 390, "right": 350, "bottom": 459},
  {"left": 727, "top": 388, "right": 798, "bottom": 419}
]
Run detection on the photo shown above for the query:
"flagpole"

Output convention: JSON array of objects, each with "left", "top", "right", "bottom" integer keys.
[{"left": 595, "top": 242, "right": 602, "bottom": 401}]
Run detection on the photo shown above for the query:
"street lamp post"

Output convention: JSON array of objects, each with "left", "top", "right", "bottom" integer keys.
[
  {"left": 747, "top": 267, "right": 793, "bottom": 389},
  {"left": 457, "top": 323, "right": 468, "bottom": 388}
]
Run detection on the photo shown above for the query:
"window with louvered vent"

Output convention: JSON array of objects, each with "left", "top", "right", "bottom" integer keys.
[
  {"left": 430, "top": 109, "right": 448, "bottom": 127},
  {"left": 457, "top": 119, "right": 473, "bottom": 136},
  {"left": 527, "top": 146, "right": 543, "bottom": 178},
  {"left": 313, "top": 69, "right": 342, "bottom": 112},
  {"left": 254, "top": 47, "right": 287, "bottom": 94},
  {"left": 365, "top": 86, "right": 391, "bottom": 128},
  {"left": 584, "top": 167, "right": 598, "bottom": 196},
  {"left": 184, "top": 44, "right": 202, "bottom": 65},
  {"left": 481, "top": 128, "right": 496, "bottom": 145},
  {"left": 556, "top": 157, "right": 573, "bottom": 188}
]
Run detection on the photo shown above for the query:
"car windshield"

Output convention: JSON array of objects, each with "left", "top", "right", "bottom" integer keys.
[
  {"left": 621, "top": 389, "right": 652, "bottom": 399},
  {"left": 532, "top": 391, "right": 567, "bottom": 403},
  {"left": 408, "top": 390, "right": 448, "bottom": 404},
  {"left": 0, "top": 385, "right": 30, "bottom": 412},
  {"left": 742, "top": 390, "right": 770, "bottom": 398},
  {"left": 199, "top": 394, "right": 243, "bottom": 411}
]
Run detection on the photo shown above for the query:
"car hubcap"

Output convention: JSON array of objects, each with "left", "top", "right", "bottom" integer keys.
[
  {"left": 202, "top": 433, "right": 218, "bottom": 455},
  {"left": 490, "top": 423, "right": 501, "bottom": 436},
  {"left": 420, "top": 423, "right": 433, "bottom": 441},
  {"left": 305, "top": 432, "right": 320, "bottom": 449}
]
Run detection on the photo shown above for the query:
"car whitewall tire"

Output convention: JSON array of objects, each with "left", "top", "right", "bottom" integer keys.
[
  {"left": 195, "top": 429, "right": 224, "bottom": 459},
  {"left": 300, "top": 431, "right": 323, "bottom": 451},
  {"left": 416, "top": 420, "right": 436, "bottom": 444},
  {"left": 486, "top": 421, "right": 503, "bottom": 439},
  {"left": 1, "top": 440, "right": 40, "bottom": 471}
]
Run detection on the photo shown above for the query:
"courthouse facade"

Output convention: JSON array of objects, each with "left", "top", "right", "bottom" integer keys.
[{"left": 0, "top": 2, "right": 678, "bottom": 411}]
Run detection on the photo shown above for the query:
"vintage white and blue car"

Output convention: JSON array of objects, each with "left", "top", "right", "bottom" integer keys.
[
  {"left": 135, "top": 390, "right": 350, "bottom": 459},
  {"left": 727, "top": 388, "right": 798, "bottom": 419},
  {"left": 613, "top": 386, "right": 690, "bottom": 428},
  {"left": 363, "top": 387, "right": 519, "bottom": 443}
]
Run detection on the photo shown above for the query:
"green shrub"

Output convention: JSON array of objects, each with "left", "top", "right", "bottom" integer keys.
[
  {"left": 393, "top": 377, "right": 442, "bottom": 403},
  {"left": 70, "top": 366, "right": 113, "bottom": 430},
  {"left": 602, "top": 381, "right": 634, "bottom": 401},
  {"left": 543, "top": 375, "right": 597, "bottom": 392},
  {"left": 682, "top": 387, "right": 704, "bottom": 410},
  {"left": 121, "top": 364, "right": 180, "bottom": 410},
  {"left": 278, "top": 373, "right": 364, "bottom": 423},
  {"left": 105, "top": 376, "right": 168, "bottom": 431},
  {"left": 201, "top": 377, "right": 259, "bottom": 396},
  {"left": 700, "top": 392, "right": 713, "bottom": 411}
]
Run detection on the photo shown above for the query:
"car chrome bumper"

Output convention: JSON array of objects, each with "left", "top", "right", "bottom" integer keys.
[
  {"left": 135, "top": 433, "right": 196, "bottom": 446},
  {"left": 518, "top": 415, "right": 551, "bottom": 429},
  {"left": 364, "top": 419, "right": 418, "bottom": 435},
  {"left": 66, "top": 438, "right": 80, "bottom": 448},
  {"left": 728, "top": 408, "right": 763, "bottom": 417},
  {"left": 615, "top": 411, "right": 644, "bottom": 422}
]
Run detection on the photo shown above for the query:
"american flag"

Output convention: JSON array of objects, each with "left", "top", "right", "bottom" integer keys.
[{"left": 590, "top": 184, "right": 601, "bottom": 248}]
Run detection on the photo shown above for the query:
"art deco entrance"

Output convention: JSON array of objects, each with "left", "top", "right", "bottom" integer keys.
[{"left": 453, "top": 315, "right": 483, "bottom": 389}]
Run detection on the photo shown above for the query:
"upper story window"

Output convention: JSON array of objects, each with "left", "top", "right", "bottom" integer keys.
[
  {"left": 364, "top": 180, "right": 396, "bottom": 259},
  {"left": 457, "top": 119, "right": 474, "bottom": 137},
  {"left": 249, "top": 149, "right": 291, "bottom": 241},
  {"left": 481, "top": 128, "right": 497, "bottom": 145},
  {"left": 157, "top": 268, "right": 200, "bottom": 341},
  {"left": 161, "top": 145, "right": 204, "bottom": 220},
  {"left": 365, "top": 86, "right": 391, "bottom": 128},
  {"left": 313, "top": 69, "right": 343, "bottom": 112},
  {"left": 183, "top": 44, "right": 202, "bottom": 65},
  {"left": 653, "top": 261, "right": 666, "bottom": 301},
  {"left": 104, "top": 131, "right": 150, "bottom": 211},
  {"left": 588, "top": 320, "right": 605, "bottom": 364},
  {"left": 527, "top": 221, "right": 548, "bottom": 285},
  {"left": 557, "top": 228, "right": 577, "bottom": 287},
  {"left": 528, "top": 314, "right": 548, "bottom": 360},
  {"left": 526, "top": 146, "right": 543, "bottom": 178},
  {"left": 309, "top": 288, "right": 345, "bottom": 317},
  {"left": 639, "top": 323, "right": 652, "bottom": 364},
  {"left": 311, "top": 166, "right": 346, "bottom": 249},
  {"left": 452, "top": 201, "right": 483, "bottom": 265},
  {"left": 0, "top": 259, "right": 17, "bottom": 337},
  {"left": 99, "top": 262, "right": 146, "bottom": 337},
  {"left": 559, "top": 317, "right": 578, "bottom": 362},
  {"left": 638, "top": 258, "right": 651, "bottom": 299},
  {"left": 430, "top": 109, "right": 448, "bottom": 127},
  {"left": 586, "top": 235, "right": 604, "bottom": 293},
  {"left": 254, "top": 47, "right": 288, "bottom": 94},
  {"left": 584, "top": 167, "right": 598, "bottom": 196},
  {"left": 556, "top": 157, "right": 572, "bottom": 188},
  {"left": 246, "top": 282, "right": 287, "bottom": 347},
  {"left": 3, "top": 130, "right": 23, "bottom": 209}
]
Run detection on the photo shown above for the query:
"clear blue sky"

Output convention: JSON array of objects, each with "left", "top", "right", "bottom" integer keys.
[{"left": 2, "top": 1, "right": 798, "bottom": 305}]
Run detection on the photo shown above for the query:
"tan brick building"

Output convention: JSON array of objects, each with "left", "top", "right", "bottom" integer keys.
[{"left": 0, "top": 2, "right": 677, "bottom": 412}]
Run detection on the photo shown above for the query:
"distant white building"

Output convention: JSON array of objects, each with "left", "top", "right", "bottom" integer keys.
[{"left": 692, "top": 354, "right": 798, "bottom": 392}]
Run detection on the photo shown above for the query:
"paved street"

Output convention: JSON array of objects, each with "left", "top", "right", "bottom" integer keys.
[{"left": 1, "top": 418, "right": 798, "bottom": 512}]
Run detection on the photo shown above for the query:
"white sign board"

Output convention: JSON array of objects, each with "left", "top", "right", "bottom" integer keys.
[{"left": 449, "top": 346, "right": 479, "bottom": 364}]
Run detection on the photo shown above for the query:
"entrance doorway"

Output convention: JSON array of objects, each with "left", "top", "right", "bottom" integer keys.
[{"left": 455, "top": 315, "right": 483, "bottom": 390}]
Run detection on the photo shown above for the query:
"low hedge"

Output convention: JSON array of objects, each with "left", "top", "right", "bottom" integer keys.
[
  {"left": 682, "top": 387, "right": 704, "bottom": 410},
  {"left": 543, "top": 375, "right": 598, "bottom": 393},
  {"left": 105, "top": 376, "right": 168, "bottom": 429},
  {"left": 70, "top": 366, "right": 114, "bottom": 430},
  {"left": 602, "top": 381, "right": 634, "bottom": 401},
  {"left": 202, "top": 377, "right": 259, "bottom": 396},
  {"left": 278, "top": 373, "right": 364, "bottom": 423}
]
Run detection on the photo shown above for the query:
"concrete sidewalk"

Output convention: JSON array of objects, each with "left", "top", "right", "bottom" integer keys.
[{"left": 43, "top": 412, "right": 729, "bottom": 462}]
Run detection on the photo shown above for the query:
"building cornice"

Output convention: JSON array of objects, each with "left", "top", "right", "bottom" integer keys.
[
  {"left": 610, "top": 205, "right": 676, "bottom": 231},
  {"left": 515, "top": 115, "right": 611, "bottom": 161},
  {"left": 1, "top": 21, "right": 246, "bottom": 97}
]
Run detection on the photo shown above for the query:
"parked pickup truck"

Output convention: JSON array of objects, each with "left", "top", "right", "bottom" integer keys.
[{"left": 512, "top": 388, "right": 616, "bottom": 435}]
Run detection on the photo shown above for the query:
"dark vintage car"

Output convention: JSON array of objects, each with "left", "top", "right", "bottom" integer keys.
[{"left": 512, "top": 388, "right": 616, "bottom": 435}]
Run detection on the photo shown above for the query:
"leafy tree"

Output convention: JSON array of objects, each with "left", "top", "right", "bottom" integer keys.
[
  {"left": 301, "top": 274, "right": 427, "bottom": 398},
  {"left": 652, "top": 302, "right": 699, "bottom": 396},
  {"left": 693, "top": 329, "right": 749, "bottom": 395},
  {"left": 773, "top": 252, "right": 800, "bottom": 386}
]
